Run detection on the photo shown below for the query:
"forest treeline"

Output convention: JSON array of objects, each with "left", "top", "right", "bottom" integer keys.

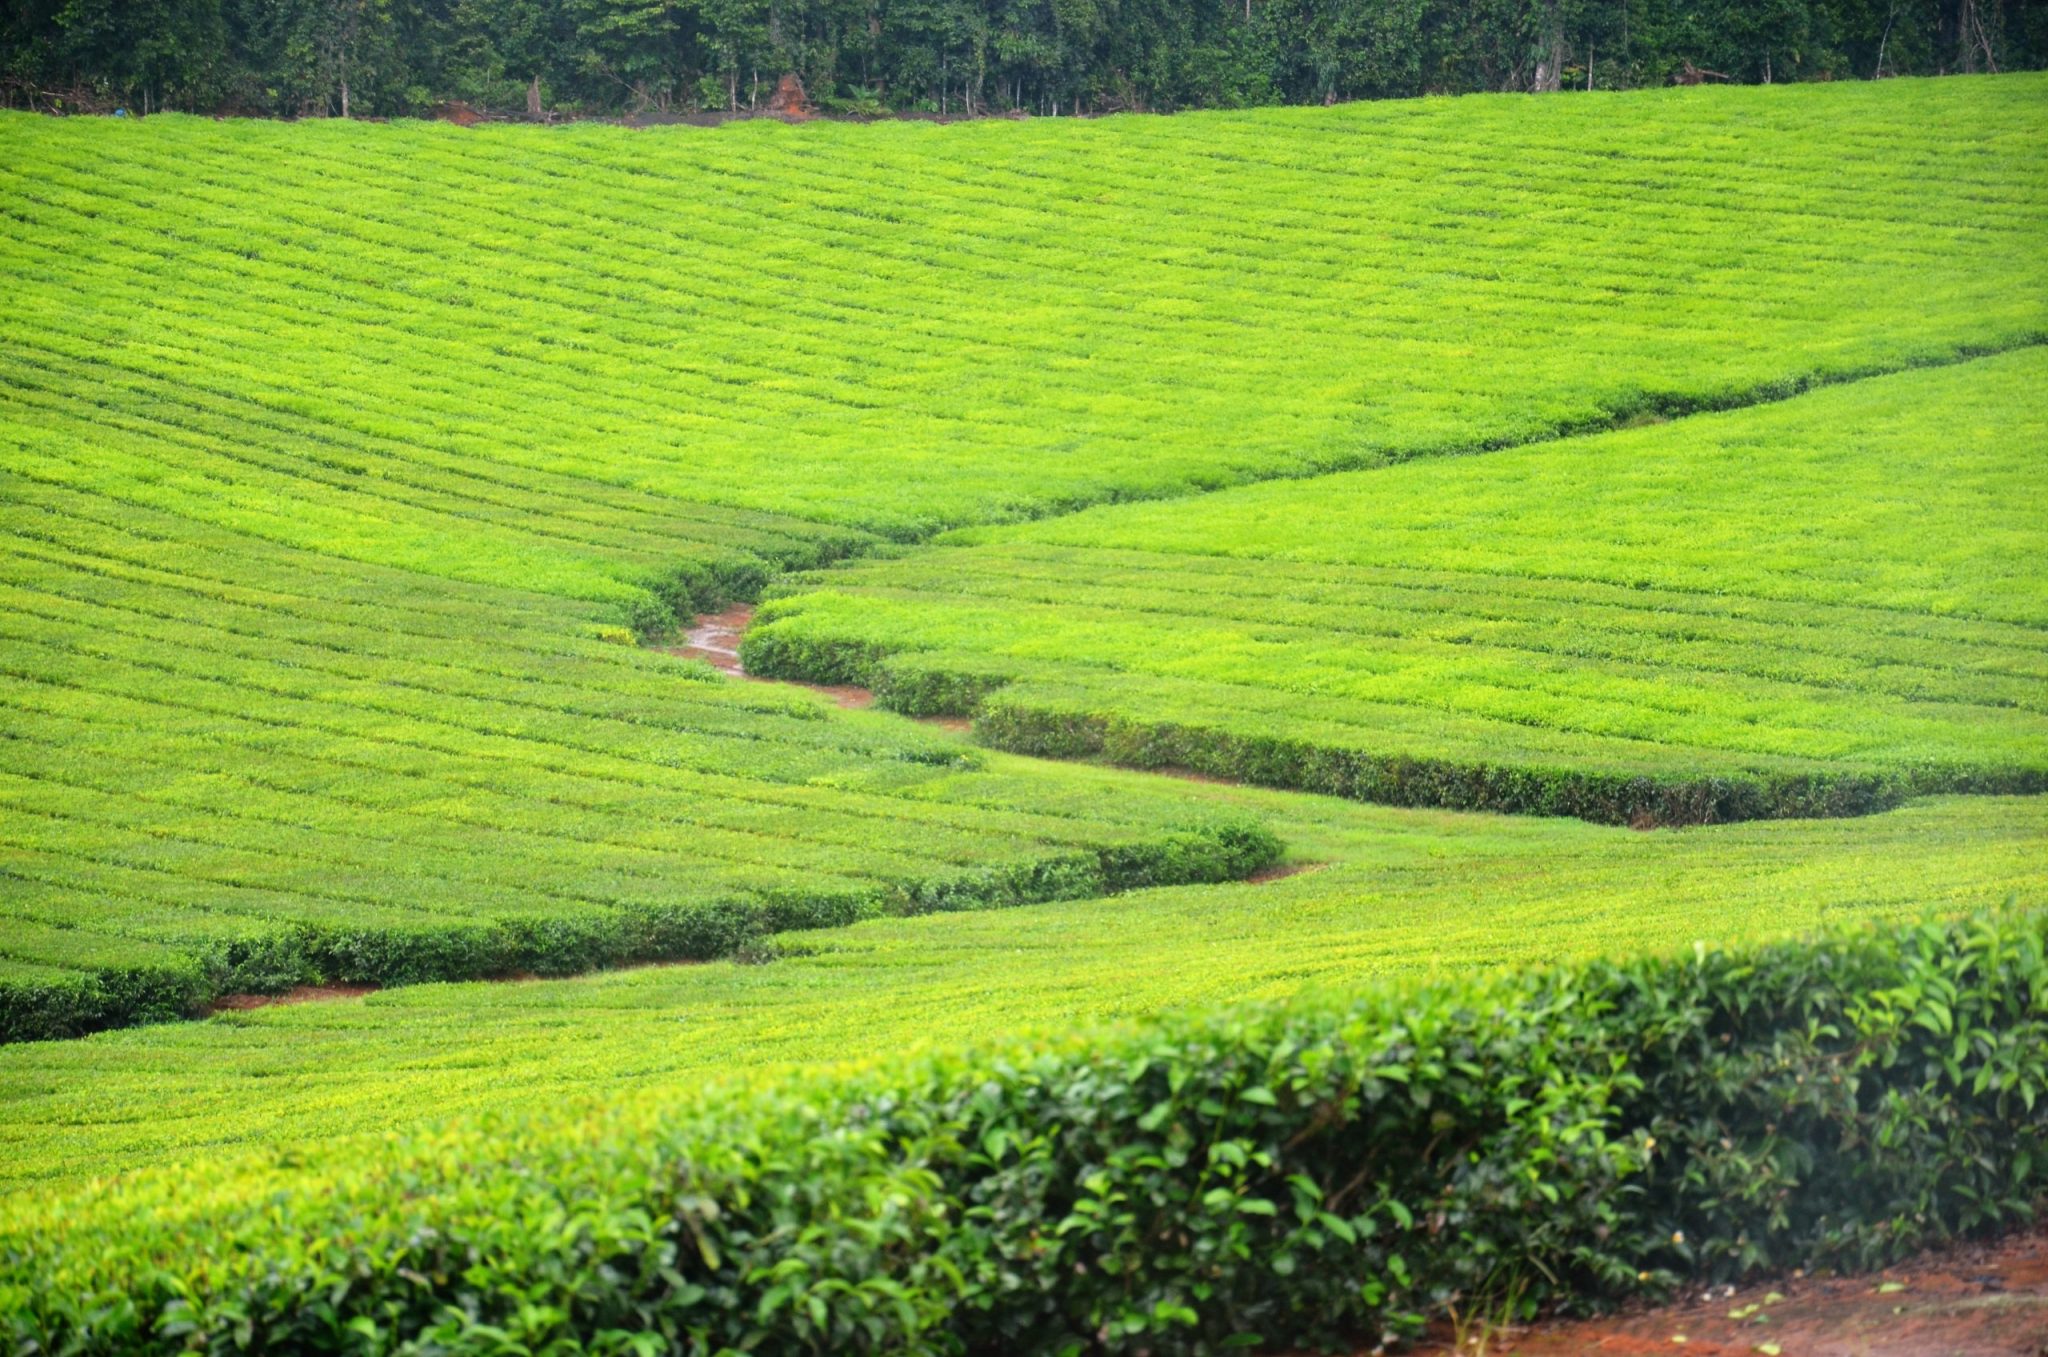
[{"left": 3, "top": 0, "right": 2041, "bottom": 120}]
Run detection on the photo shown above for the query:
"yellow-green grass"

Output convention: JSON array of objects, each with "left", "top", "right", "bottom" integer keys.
[
  {"left": 1, "top": 785, "right": 2037, "bottom": 1191},
  {"left": 2, "top": 75, "right": 2043, "bottom": 572},
  {"left": 747, "top": 352, "right": 2048, "bottom": 822}
]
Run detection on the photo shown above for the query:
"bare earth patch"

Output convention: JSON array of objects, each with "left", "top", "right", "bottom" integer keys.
[
  {"left": 1409, "top": 1228, "right": 2048, "bottom": 1357},
  {"left": 669, "top": 604, "right": 754, "bottom": 675},
  {"left": 209, "top": 985, "right": 379, "bottom": 1012},
  {"left": 1246, "top": 862, "right": 1327, "bottom": 885},
  {"left": 666, "top": 605, "right": 907, "bottom": 713}
]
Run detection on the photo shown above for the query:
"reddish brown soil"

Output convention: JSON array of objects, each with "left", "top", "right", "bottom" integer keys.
[
  {"left": 663, "top": 605, "right": 881, "bottom": 712},
  {"left": 1247, "top": 862, "right": 1327, "bottom": 884},
  {"left": 763, "top": 72, "right": 811, "bottom": 117},
  {"left": 1408, "top": 1229, "right": 2048, "bottom": 1357},
  {"left": 209, "top": 984, "right": 379, "bottom": 1012},
  {"left": 822, "top": 684, "right": 884, "bottom": 709},
  {"left": 669, "top": 603, "right": 754, "bottom": 674}
]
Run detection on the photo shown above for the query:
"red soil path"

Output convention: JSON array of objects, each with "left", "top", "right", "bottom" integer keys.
[
  {"left": 209, "top": 984, "right": 378, "bottom": 1012},
  {"left": 666, "top": 605, "right": 971, "bottom": 728},
  {"left": 666, "top": 604, "right": 877, "bottom": 709},
  {"left": 1410, "top": 1229, "right": 2048, "bottom": 1357}
]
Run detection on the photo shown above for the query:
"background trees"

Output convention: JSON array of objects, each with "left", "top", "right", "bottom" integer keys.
[{"left": 4, "top": 0, "right": 2043, "bottom": 117}]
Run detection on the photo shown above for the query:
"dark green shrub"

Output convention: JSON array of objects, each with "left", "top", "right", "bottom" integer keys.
[
  {"left": 7, "top": 910, "right": 2041, "bottom": 1353},
  {"left": 975, "top": 700, "right": 1975, "bottom": 827},
  {"left": 0, "top": 822, "right": 1273, "bottom": 1043},
  {"left": 0, "top": 961, "right": 209, "bottom": 1043}
]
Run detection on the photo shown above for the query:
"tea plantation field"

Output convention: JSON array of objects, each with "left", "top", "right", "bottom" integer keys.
[
  {"left": 1, "top": 73, "right": 2045, "bottom": 1357},
  {"left": 3, "top": 74, "right": 2043, "bottom": 550},
  {"left": 748, "top": 352, "right": 2048, "bottom": 822},
  {"left": 0, "top": 479, "right": 1276, "bottom": 1038},
  {"left": 2, "top": 789, "right": 2039, "bottom": 1189}
]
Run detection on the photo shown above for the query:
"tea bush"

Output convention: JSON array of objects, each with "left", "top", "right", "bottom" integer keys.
[
  {"left": 750, "top": 353, "right": 2048, "bottom": 824},
  {"left": 6, "top": 792, "right": 2037, "bottom": 1190},
  {"left": 5, "top": 908, "right": 2041, "bottom": 1354}
]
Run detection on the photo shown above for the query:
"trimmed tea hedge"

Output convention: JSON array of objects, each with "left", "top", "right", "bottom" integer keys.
[
  {"left": 7, "top": 908, "right": 2042, "bottom": 1354},
  {"left": 973, "top": 701, "right": 2044, "bottom": 826},
  {"left": 746, "top": 352, "right": 2048, "bottom": 826},
  {"left": 0, "top": 822, "right": 1277, "bottom": 1044},
  {"left": 7, "top": 793, "right": 2040, "bottom": 1192}
]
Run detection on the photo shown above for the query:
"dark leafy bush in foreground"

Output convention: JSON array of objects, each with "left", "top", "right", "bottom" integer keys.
[{"left": 5, "top": 909, "right": 2042, "bottom": 1353}]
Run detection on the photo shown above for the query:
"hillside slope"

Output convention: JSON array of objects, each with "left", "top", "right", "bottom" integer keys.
[
  {"left": 749, "top": 352, "right": 2048, "bottom": 822},
  {"left": 3, "top": 76, "right": 2043, "bottom": 561},
  {"left": 1, "top": 790, "right": 2039, "bottom": 1188}
]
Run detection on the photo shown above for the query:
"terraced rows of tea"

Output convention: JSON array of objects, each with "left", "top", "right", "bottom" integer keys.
[
  {"left": 4, "top": 790, "right": 2040, "bottom": 1189},
  {"left": 0, "top": 479, "right": 1278, "bottom": 1037},
  {"left": 750, "top": 353, "right": 2048, "bottom": 822},
  {"left": 2, "top": 75, "right": 2046, "bottom": 1357},
  {"left": 3, "top": 75, "right": 2038, "bottom": 1042},
  {"left": 3, "top": 75, "right": 2044, "bottom": 555}
]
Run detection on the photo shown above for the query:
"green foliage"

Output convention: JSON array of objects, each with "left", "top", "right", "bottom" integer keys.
[
  {"left": 3, "top": 79, "right": 2044, "bottom": 542},
  {"left": 0, "top": 956, "right": 207, "bottom": 1043},
  {"left": 749, "top": 352, "right": 2048, "bottom": 824},
  {"left": 5, "top": 908, "right": 2042, "bottom": 1354},
  {"left": 0, "top": 68, "right": 2038, "bottom": 1355},
  {"left": 4, "top": 791, "right": 2038, "bottom": 1189},
  {"left": 5, "top": 81, "right": 2041, "bottom": 1040},
  {"left": 5, "top": 0, "right": 2046, "bottom": 116},
  {"left": 0, "top": 476, "right": 1279, "bottom": 1042}
]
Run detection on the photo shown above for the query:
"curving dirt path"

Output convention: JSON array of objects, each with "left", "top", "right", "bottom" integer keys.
[
  {"left": 666, "top": 604, "right": 878, "bottom": 709},
  {"left": 668, "top": 604, "right": 981, "bottom": 729},
  {"left": 1409, "top": 1228, "right": 2048, "bottom": 1357}
]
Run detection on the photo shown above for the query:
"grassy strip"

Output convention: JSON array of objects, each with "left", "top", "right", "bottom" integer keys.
[
  {"left": 0, "top": 822, "right": 1277, "bottom": 1044},
  {"left": 6, "top": 907, "right": 2040, "bottom": 1354}
]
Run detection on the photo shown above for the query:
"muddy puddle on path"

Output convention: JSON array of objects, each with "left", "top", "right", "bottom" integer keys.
[
  {"left": 665, "top": 605, "right": 973, "bottom": 730},
  {"left": 1403, "top": 1227, "right": 2048, "bottom": 1357}
]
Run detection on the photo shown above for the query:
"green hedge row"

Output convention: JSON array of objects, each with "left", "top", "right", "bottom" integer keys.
[
  {"left": 0, "top": 962, "right": 209, "bottom": 1046},
  {"left": 615, "top": 513, "right": 886, "bottom": 642},
  {"left": 975, "top": 701, "right": 1976, "bottom": 827},
  {"left": 743, "top": 627, "right": 2046, "bottom": 825},
  {"left": 8, "top": 909, "right": 2042, "bottom": 1353},
  {"left": 620, "top": 546, "right": 857, "bottom": 644},
  {"left": 0, "top": 824, "right": 1276, "bottom": 1043}
]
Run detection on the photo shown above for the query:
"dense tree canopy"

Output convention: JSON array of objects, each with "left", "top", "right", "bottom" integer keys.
[{"left": 3, "top": 0, "right": 2042, "bottom": 118}]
